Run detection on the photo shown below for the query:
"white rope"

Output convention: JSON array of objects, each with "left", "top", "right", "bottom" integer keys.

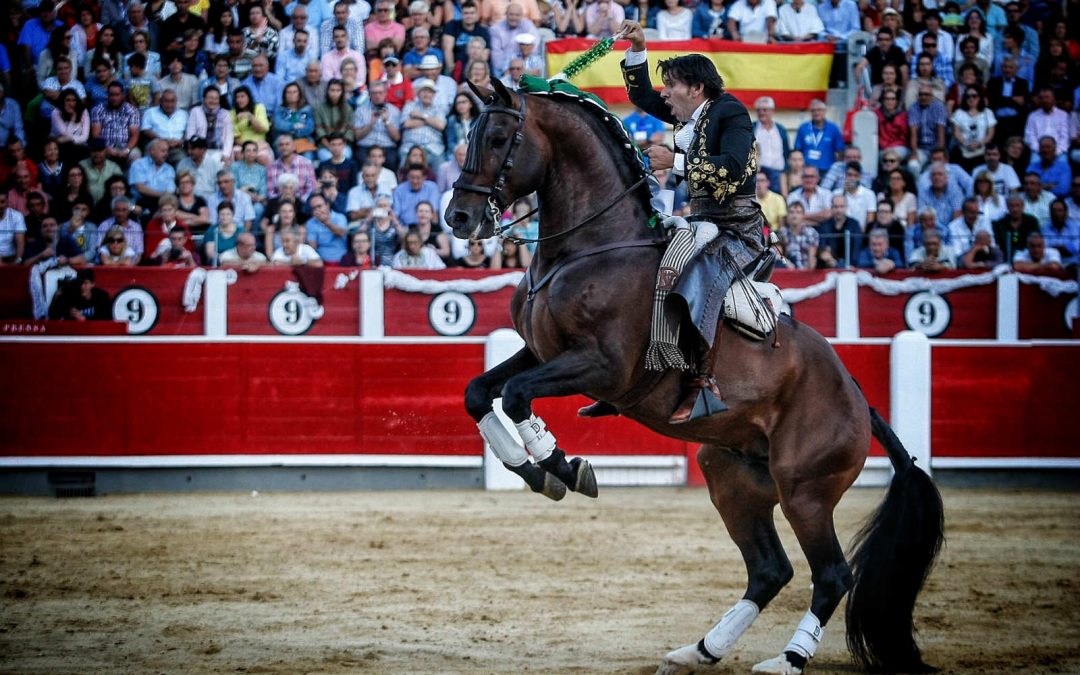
[
  {"left": 182, "top": 267, "right": 207, "bottom": 313},
  {"left": 30, "top": 260, "right": 67, "bottom": 319},
  {"left": 334, "top": 270, "right": 360, "bottom": 290},
  {"left": 1013, "top": 272, "right": 1078, "bottom": 297},
  {"left": 779, "top": 272, "right": 838, "bottom": 304},
  {"left": 382, "top": 269, "right": 524, "bottom": 294}
]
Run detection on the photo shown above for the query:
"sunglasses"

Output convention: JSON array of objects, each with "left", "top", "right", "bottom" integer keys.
[{"left": 107, "top": 237, "right": 125, "bottom": 243}]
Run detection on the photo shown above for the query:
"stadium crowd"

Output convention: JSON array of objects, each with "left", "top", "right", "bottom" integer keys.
[{"left": 0, "top": 0, "right": 1074, "bottom": 279}]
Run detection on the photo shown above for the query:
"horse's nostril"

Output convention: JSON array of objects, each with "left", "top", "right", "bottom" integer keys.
[{"left": 451, "top": 210, "right": 469, "bottom": 226}]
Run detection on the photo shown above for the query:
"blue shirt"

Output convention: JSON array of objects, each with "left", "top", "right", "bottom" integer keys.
[
  {"left": 623, "top": 110, "right": 664, "bottom": 144},
  {"left": 918, "top": 184, "right": 966, "bottom": 227},
  {"left": 1026, "top": 156, "right": 1073, "bottom": 198},
  {"left": 306, "top": 212, "right": 348, "bottom": 261},
  {"left": 856, "top": 246, "right": 903, "bottom": 269},
  {"left": 392, "top": 180, "right": 442, "bottom": 226},
  {"left": 794, "top": 120, "right": 844, "bottom": 172},
  {"left": 242, "top": 73, "right": 285, "bottom": 116},
  {"left": 128, "top": 157, "right": 177, "bottom": 196},
  {"left": 17, "top": 18, "right": 61, "bottom": 65},
  {"left": 0, "top": 98, "right": 25, "bottom": 146},
  {"left": 816, "top": 0, "right": 859, "bottom": 40}
]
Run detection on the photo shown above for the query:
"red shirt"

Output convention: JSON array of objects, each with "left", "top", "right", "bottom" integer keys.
[{"left": 386, "top": 78, "right": 415, "bottom": 110}]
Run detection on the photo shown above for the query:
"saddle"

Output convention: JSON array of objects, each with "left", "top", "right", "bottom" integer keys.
[{"left": 722, "top": 251, "right": 786, "bottom": 341}]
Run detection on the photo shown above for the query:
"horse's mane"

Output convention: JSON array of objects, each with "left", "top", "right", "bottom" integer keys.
[{"left": 519, "top": 79, "right": 658, "bottom": 222}]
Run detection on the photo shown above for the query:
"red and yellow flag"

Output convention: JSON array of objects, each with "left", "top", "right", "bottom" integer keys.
[{"left": 545, "top": 38, "right": 834, "bottom": 109}]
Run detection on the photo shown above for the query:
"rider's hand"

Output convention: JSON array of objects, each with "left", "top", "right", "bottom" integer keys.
[
  {"left": 620, "top": 21, "right": 646, "bottom": 51},
  {"left": 644, "top": 145, "right": 674, "bottom": 171}
]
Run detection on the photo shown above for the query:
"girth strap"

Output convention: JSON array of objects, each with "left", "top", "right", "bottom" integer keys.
[{"left": 526, "top": 237, "right": 667, "bottom": 301}]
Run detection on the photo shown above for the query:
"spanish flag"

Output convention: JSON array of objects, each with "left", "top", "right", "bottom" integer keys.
[{"left": 545, "top": 38, "right": 834, "bottom": 110}]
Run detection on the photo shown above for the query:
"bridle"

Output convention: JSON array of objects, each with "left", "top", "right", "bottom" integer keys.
[
  {"left": 452, "top": 91, "right": 648, "bottom": 245},
  {"left": 452, "top": 93, "right": 528, "bottom": 230}
]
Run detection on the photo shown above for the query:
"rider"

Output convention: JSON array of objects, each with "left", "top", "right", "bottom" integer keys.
[{"left": 619, "top": 21, "right": 766, "bottom": 423}]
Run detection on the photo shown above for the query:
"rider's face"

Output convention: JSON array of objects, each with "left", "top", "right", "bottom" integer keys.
[{"left": 660, "top": 75, "right": 704, "bottom": 124}]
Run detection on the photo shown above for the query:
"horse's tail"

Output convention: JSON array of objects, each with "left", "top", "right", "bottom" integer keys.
[{"left": 845, "top": 406, "right": 944, "bottom": 673}]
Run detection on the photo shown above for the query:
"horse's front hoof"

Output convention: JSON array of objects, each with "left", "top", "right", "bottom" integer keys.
[
  {"left": 655, "top": 642, "right": 716, "bottom": 675},
  {"left": 570, "top": 457, "right": 599, "bottom": 498},
  {"left": 538, "top": 473, "right": 567, "bottom": 501},
  {"left": 752, "top": 654, "right": 802, "bottom": 674}
]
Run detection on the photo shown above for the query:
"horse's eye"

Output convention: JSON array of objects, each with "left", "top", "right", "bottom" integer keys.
[{"left": 490, "top": 137, "right": 509, "bottom": 148}]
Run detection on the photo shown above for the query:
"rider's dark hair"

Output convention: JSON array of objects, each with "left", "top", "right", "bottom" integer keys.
[{"left": 656, "top": 54, "right": 724, "bottom": 99}]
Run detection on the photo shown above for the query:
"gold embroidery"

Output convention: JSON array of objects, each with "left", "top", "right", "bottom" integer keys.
[{"left": 685, "top": 100, "right": 758, "bottom": 202}]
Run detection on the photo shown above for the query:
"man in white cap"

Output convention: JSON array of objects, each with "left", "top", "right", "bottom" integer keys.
[
  {"left": 401, "top": 79, "right": 447, "bottom": 164},
  {"left": 414, "top": 54, "right": 456, "bottom": 114},
  {"left": 515, "top": 32, "right": 545, "bottom": 78},
  {"left": 489, "top": 2, "right": 540, "bottom": 77}
]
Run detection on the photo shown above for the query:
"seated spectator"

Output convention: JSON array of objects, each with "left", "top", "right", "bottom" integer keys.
[
  {"left": 347, "top": 163, "right": 385, "bottom": 224},
  {"left": 316, "top": 166, "right": 349, "bottom": 215},
  {"left": 339, "top": 229, "right": 375, "bottom": 268},
  {"left": 0, "top": 192, "right": 27, "bottom": 264},
  {"left": 442, "top": 1, "right": 491, "bottom": 81},
  {"left": 92, "top": 175, "right": 132, "bottom": 225},
  {"left": 916, "top": 147, "right": 974, "bottom": 196},
  {"left": 392, "top": 228, "right": 446, "bottom": 269},
  {"left": 1011, "top": 231, "right": 1062, "bottom": 272},
  {"left": 752, "top": 97, "right": 790, "bottom": 195},
  {"left": 243, "top": 5, "right": 280, "bottom": 63},
  {"left": 1023, "top": 87, "right": 1069, "bottom": 156},
  {"left": 948, "top": 196, "right": 995, "bottom": 253},
  {"left": 1020, "top": 171, "right": 1054, "bottom": 224},
  {"left": 128, "top": 139, "right": 177, "bottom": 213},
  {"left": 950, "top": 87, "right": 996, "bottom": 173},
  {"left": 186, "top": 87, "right": 234, "bottom": 167},
  {"left": 499, "top": 236, "right": 533, "bottom": 269},
  {"left": 815, "top": 194, "right": 862, "bottom": 267},
  {"left": 159, "top": 52, "right": 201, "bottom": 111},
  {"left": 972, "top": 171, "right": 1007, "bottom": 223},
  {"left": 755, "top": 171, "right": 787, "bottom": 233},
  {"left": 971, "top": 145, "right": 1020, "bottom": 203},
  {"left": 656, "top": 0, "right": 693, "bottom": 40},
  {"left": 0, "top": 84, "right": 26, "bottom": 151},
  {"left": 726, "top": 0, "right": 778, "bottom": 42},
  {"left": 959, "top": 229, "right": 1004, "bottom": 268},
  {"left": 48, "top": 269, "right": 113, "bottom": 321},
  {"left": 141, "top": 90, "right": 189, "bottom": 165},
  {"left": 273, "top": 226, "right": 325, "bottom": 266},
  {"left": 794, "top": 100, "right": 844, "bottom": 174},
  {"left": 1043, "top": 197, "right": 1078, "bottom": 267},
  {"left": 175, "top": 169, "right": 212, "bottom": 231},
  {"left": 366, "top": 146, "right": 400, "bottom": 195},
  {"left": 230, "top": 86, "right": 272, "bottom": 163},
  {"left": 460, "top": 57, "right": 494, "bottom": 99},
  {"left": 782, "top": 150, "right": 804, "bottom": 199},
  {"left": 786, "top": 165, "right": 832, "bottom": 224},
  {"left": 856, "top": 28, "right": 908, "bottom": 91},
  {"left": 322, "top": 25, "right": 365, "bottom": 82},
  {"left": 354, "top": 80, "right": 404, "bottom": 171},
  {"left": 909, "top": 227, "right": 957, "bottom": 272},
  {"left": 177, "top": 29, "right": 211, "bottom": 81},
  {"left": 909, "top": 90, "right": 949, "bottom": 172},
  {"left": 204, "top": 200, "right": 242, "bottom": 265},
  {"left": 305, "top": 193, "right": 349, "bottom": 261},
  {"left": 777, "top": 202, "right": 819, "bottom": 269},
  {"left": 367, "top": 196, "right": 402, "bottom": 266},
  {"left": 393, "top": 163, "right": 442, "bottom": 226},
  {"left": 438, "top": 142, "right": 468, "bottom": 193},
  {"left": 993, "top": 192, "right": 1040, "bottom": 259},
  {"left": 905, "top": 54, "right": 947, "bottom": 110},
  {"left": 277, "top": 28, "right": 314, "bottom": 85},
  {"left": 456, "top": 237, "right": 498, "bottom": 269},
  {"left": 489, "top": 3, "right": 540, "bottom": 76},
  {"left": 321, "top": 0, "right": 367, "bottom": 58},
  {"left": 224, "top": 28, "right": 257, "bottom": 80},
  {"left": 22, "top": 216, "right": 86, "bottom": 267},
  {"left": 273, "top": 83, "right": 317, "bottom": 156},
  {"left": 775, "top": 0, "right": 822, "bottom": 41},
  {"left": 50, "top": 91, "right": 91, "bottom": 166},
  {"left": 263, "top": 199, "right": 307, "bottom": 257},
  {"left": 366, "top": 0, "right": 406, "bottom": 55},
  {"left": 268, "top": 134, "right": 317, "bottom": 200},
  {"left": 220, "top": 231, "right": 268, "bottom": 271},
  {"left": 150, "top": 226, "right": 199, "bottom": 267},
  {"left": 96, "top": 195, "right": 144, "bottom": 260},
  {"left": 856, "top": 228, "right": 902, "bottom": 273},
  {"left": 38, "top": 141, "right": 65, "bottom": 200},
  {"left": 401, "top": 79, "right": 447, "bottom": 165},
  {"left": 869, "top": 62, "right": 904, "bottom": 112},
  {"left": 232, "top": 141, "right": 269, "bottom": 225},
  {"left": 97, "top": 224, "right": 139, "bottom": 266},
  {"left": 123, "top": 52, "right": 162, "bottom": 114},
  {"left": 61, "top": 198, "right": 98, "bottom": 260},
  {"left": 144, "top": 194, "right": 194, "bottom": 259},
  {"left": 200, "top": 55, "right": 242, "bottom": 110},
  {"left": 403, "top": 27, "right": 443, "bottom": 80},
  {"left": 873, "top": 199, "right": 909, "bottom": 264},
  {"left": 413, "top": 201, "right": 450, "bottom": 262},
  {"left": 945, "top": 61, "right": 984, "bottom": 116},
  {"left": 822, "top": 148, "right": 871, "bottom": 193},
  {"left": 585, "top": 0, "right": 623, "bottom": 39},
  {"left": 693, "top": 0, "right": 727, "bottom": 38},
  {"left": 837, "top": 161, "right": 877, "bottom": 229},
  {"left": 878, "top": 167, "right": 917, "bottom": 227},
  {"left": 1026, "top": 136, "right": 1072, "bottom": 198},
  {"left": 875, "top": 89, "right": 909, "bottom": 160},
  {"left": 987, "top": 57, "right": 1030, "bottom": 143},
  {"left": 315, "top": 80, "right": 355, "bottom": 163},
  {"left": 918, "top": 163, "right": 965, "bottom": 226},
  {"left": 516, "top": 33, "right": 545, "bottom": 79},
  {"left": 91, "top": 82, "right": 142, "bottom": 167}
]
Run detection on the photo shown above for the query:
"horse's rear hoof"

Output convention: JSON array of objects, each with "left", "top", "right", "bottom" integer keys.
[
  {"left": 570, "top": 457, "right": 599, "bottom": 498},
  {"left": 538, "top": 474, "right": 567, "bottom": 501},
  {"left": 655, "top": 642, "right": 715, "bottom": 675}
]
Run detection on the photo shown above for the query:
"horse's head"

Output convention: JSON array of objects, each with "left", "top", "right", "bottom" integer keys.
[{"left": 445, "top": 79, "right": 545, "bottom": 240}]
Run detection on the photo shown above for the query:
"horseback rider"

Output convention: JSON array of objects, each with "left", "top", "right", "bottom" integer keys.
[{"left": 619, "top": 21, "right": 768, "bottom": 423}]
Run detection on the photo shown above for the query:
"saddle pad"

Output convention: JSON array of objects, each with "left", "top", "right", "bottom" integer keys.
[{"left": 723, "top": 278, "right": 786, "bottom": 340}]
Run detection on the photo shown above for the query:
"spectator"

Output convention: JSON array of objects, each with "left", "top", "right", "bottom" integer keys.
[
  {"left": 272, "top": 226, "right": 324, "bottom": 266},
  {"left": 97, "top": 223, "right": 139, "bottom": 266},
  {"left": 365, "top": 146, "right": 400, "bottom": 194},
  {"left": 305, "top": 192, "right": 349, "bottom": 260},
  {"left": 60, "top": 197, "right": 97, "bottom": 261},
  {"left": 726, "top": 0, "right": 778, "bottom": 42},
  {"left": 40, "top": 57, "right": 87, "bottom": 121},
  {"left": 91, "top": 81, "right": 142, "bottom": 167},
  {"left": 0, "top": 191, "right": 27, "bottom": 264},
  {"left": 907, "top": 85, "right": 948, "bottom": 169},
  {"left": 174, "top": 169, "right": 211, "bottom": 231},
  {"left": 230, "top": 85, "right": 272, "bottom": 162},
  {"left": 84, "top": 26, "right": 123, "bottom": 80},
  {"left": 693, "top": 0, "right": 728, "bottom": 38},
  {"left": 856, "top": 228, "right": 902, "bottom": 273},
  {"left": 775, "top": 0, "right": 822, "bottom": 42},
  {"left": 316, "top": 165, "right": 349, "bottom": 215},
  {"left": 220, "top": 231, "right": 268, "bottom": 270},
  {"left": 656, "top": 0, "right": 693, "bottom": 40},
  {"left": 971, "top": 144, "right": 1020, "bottom": 197},
  {"left": 277, "top": 29, "right": 314, "bottom": 84},
  {"left": 243, "top": 4, "right": 280, "bottom": 62},
  {"left": 322, "top": 25, "right": 365, "bottom": 81},
  {"left": 48, "top": 269, "right": 113, "bottom": 321},
  {"left": 145, "top": 193, "right": 192, "bottom": 254},
  {"left": 787, "top": 165, "right": 832, "bottom": 223},
  {"left": 920, "top": 162, "right": 966, "bottom": 226},
  {"left": 905, "top": 54, "right": 947, "bottom": 110},
  {"left": 37, "top": 142, "right": 63, "bottom": 198},
  {"left": 242, "top": 54, "right": 285, "bottom": 117},
  {"left": 822, "top": 147, "right": 871, "bottom": 192},
  {"left": 952, "top": 38, "right": 990, "bottom": 90},
  {"left": 417, "top": 55, "right": 458, "bottom": 115},
  {"left": 321, "top": 135, "right": 356, "bottom": 193},
  {"left": 1026, "top": 136, "right": 1071, "bottom": 198},
  {"left": 1023, "top": 87, "right": 1068, "bottom": 155},
  {"left": 393, "top": 162, "right": 441, "bottom": 225},
  {"left": 947, "top": 195, "right": 994, "bottom": 253},
  {"left": 403, "top": 27, "right": 443, "bottom": 80},
  {"left": 19, "top": 1, "right": 63, "bottom": 69},
  {"left": 80, "top": 138, "right": 125, "bottom": 205},
  {"left": 366, "top": 0, "right": 406, "bottom": 55},
  {"left": 201, "top": 55, "right": 242, "bottom": 109},
  {"left": 782, "top": 150, "right": 804, "bottom": 199},
  {"left": 794, "top": 99, "right": 843, "bottom": 173},
  {"left": 321, "top": 1, "right": 366, "bottom": 57},
  {"left": 489, "top": 3, "right": 539, "bottom": 76},
  {"left": 461, "top": 58, "right": 494, "bottom": 98},
  {"left": 205, "top": 5, "right": 236, "bottom": 56},
  {"left": 141, "top": 89, "right": 189, "bottom": 164},
  {"left": 442, "top": 1, "right": 491, "bottom": 80},
  {"left": 367, "top": 196, "right": 401, "bottom": 265},
  {"left": 273, "top": 83, "right": 318, "bottom": 159},
  {"left": 994, "top": 192, "right": 1040, "bottom": 258},
  {"left": 232, "top": 140, "right": 269, "bottom": 224},
  {"left": 347, "top": 162, "right": 383, "bottom": 223},
  {"left": 950, "top": 86, "right": 996, "bottom": 173},
  {"left": 972, "top": 170, "right": 1007, "bottom": 224},
  {"left": 48, "top": 91, "right": 90, "bottom": 167},
  {"left": 52, "top": 164, "right": 95, "bottom": 226},
  {"left": 186, "top": 87, "right": 234, "bottom": 165},
  {"left": 909, "top": 226, "right": 957, "bottom": 271},
  {"left": 1012, "top": 230, "right": 1062, "bottom": 272},
  {"left": 339, "top": 229, "right": 375, "bottom": 267},
  {"left": 204, "top": 200, "right": 242, "bottom": 264},
  {"left": 1020, "top": 171, "right": 1053, "bottom": 224},
  {"left": 354, "top": 80, "right": 403, "bottom": 169},
  {"left": 838, "top": 161, "right": 877, "bottom": 229},
  {"left": 498, "top": 236, "right": 532, "bottom": 269},
  {"left": 456, "top": 236, "right": 497, "bottom": 268},
  {"left": 208, "top": 170, "right": 256, "bottom": 229},
  {"left": 992, "top": 25, "right": 1035, "bottom": 86},
  {"left": 858, "top": 29, "right": 908, "bottom": 88},
  {"left": 986, "top": 57, "right": 1029, "bottom": 143},
  {"left": 262, "top": 197, "right": 306, "bottom": 256},
  {"left": 869, "top": 62, "right": 904, "bottom": 112},
  {"left": 315, "top": 79, "right": 355, "bottom": 162},
  {"left": 1042, "top": 197, "right": 1078, "bottom": 267},
  {"left": 268, "top": 133, "right": 317, "bottom": 199},
  {"left": 96, "top": 195, "right": 144, "bottom": 259},
  {"left": 400, "top": 79, "right": 447, "bottom": 165},
  {"left": 0, "top": 84, "right": 26, "bottom": 149},
  {"left": 1001, "top": 2, "right": 1039, "bottom": 61},
  {"left": 815, "top": 194, "right": 862, "bottom": 267},
  {"left": 875, "top": 89, "right": 909, "bottom": 161},
  {"left": 150, "top": 225, "right": 198, "bottom": 267},
  {"left": 752, "top": 96, "right": 790, "bottom": 194},
  {"left": 755, "top": 171, "right": 787, "bottom": 232},
  {"left": 22, "top": 216, "right": 86, "bottom": 268},
  {"left": 122, "top": 52, "right": 162, "bottom": 114},
  {"left": 382, "top": 56, "right": 416, "bottom": 110},
  {"left": 912, "top": 19, "right": 954, "bottom": 87},
  {"left": 777, "top": 201, "right": 818, "bottom": 269},
  {"left": 959, "top": 228, "right": 1004, "bottom": 268},
  {"left": 391, "top": 227, "right": 446, "bottom": 268},
  {"left": 158, "top": 0, "right": 207, "bottom": 54},
  {"left": 584, "top": 0, "right": 623, "bottom": 39},
  {"left": 129, "top": 139, "right": 177, "bottom": 212},
  {"left": 817, "top": 0, "right": 860, "bottom": 43}
]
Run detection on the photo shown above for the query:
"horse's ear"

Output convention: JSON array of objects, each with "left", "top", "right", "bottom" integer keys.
[
  {"left": 491, "top": 77, "right": 514, "bottom": 107},
  {"left": 467, "top": 80, "right": 493, "bottom": 105}
]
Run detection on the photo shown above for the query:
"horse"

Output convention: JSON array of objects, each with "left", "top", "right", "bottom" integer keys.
[{"left": 445, "top": 78, "right": 944, "bottom": 674}]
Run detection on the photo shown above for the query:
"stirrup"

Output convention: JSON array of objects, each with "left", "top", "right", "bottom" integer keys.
[{"left": 669, "top": 377, "right": 728, "bottom": 424}]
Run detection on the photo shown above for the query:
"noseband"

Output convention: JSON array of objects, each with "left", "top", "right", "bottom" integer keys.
[{"left": 452, "top": 94, "right": 528, "bottom": 227}]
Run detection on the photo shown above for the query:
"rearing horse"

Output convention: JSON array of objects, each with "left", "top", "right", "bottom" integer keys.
[{"left": 445, "top": 79, "right": 944, "bottom": 675}]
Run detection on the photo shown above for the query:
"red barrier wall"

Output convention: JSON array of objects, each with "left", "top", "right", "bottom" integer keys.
[
  {"left": 383, "top": 269, "right": 518, "bottom": 337},
  {"left": 227, "top": 268, "right": 360, "bottom": 336},
  {"left": 857, "top": 271, "right": 998, "bottom": 339},
  {"left": 773, "top": 270, "right": 836, "bottom": 337}
]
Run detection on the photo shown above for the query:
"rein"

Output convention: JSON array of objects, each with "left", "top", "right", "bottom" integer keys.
[{"left": 500, "top": 176, "right": 647, "bottom": 245}]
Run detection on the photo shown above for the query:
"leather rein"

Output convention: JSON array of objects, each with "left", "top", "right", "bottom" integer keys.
[{"left": 452, "top": 92, "right": 663, "bottom": 299}]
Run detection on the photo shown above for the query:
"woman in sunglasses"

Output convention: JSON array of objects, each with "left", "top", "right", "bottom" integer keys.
[
  {"left": 97, "top": 226, "right": 138, "bottom": 266},
  {"left": 950, "top": 86, "right": 996, "bottom": 173}
]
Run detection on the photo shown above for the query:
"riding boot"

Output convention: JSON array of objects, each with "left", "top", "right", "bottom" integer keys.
[
  {"left": 577, "top": 400, "right": 620, "bottom": 418},
  {"left": 669, "top": 376, "right": 728, "bottom": 424}
]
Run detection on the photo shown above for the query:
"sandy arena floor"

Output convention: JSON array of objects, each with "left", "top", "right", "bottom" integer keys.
[{"left": 1, "top": 486, "right": 1078, "bottom": 674}]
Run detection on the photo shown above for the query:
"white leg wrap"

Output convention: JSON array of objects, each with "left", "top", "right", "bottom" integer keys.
[
  {"left": 478, "top": 413, "right": 529, "bottom": 467},
  {"left": 703, "top": 599, "right": 760, "bottom": 658},
  {"left": 783, "top": 611, "right": 823, "bottom": 660},
  {"left": 513, "top": 414, "right": 557, "bottom": 462}
]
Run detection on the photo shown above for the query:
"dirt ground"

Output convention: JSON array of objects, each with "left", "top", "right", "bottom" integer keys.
[{"left": 1, "top": 486, "right": 1077, "bottom": 674}]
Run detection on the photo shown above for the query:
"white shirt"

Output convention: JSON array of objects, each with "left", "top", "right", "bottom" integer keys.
[
  {"left": 272, "top": 243, "right": 321, "bottom": 263},
  {"left": 219, "top": 248, "right": 268, "bottom": 263},
  {"left": 391, "top": 246, "right": 446, "bottom": 269},
  {"left": 625, "top": 48, "right": 706, "bottom": 178},
  {"left": 776, "top": 2, "right": 823, "bottom": 38},
  {"left": 946, "top": 215, "right": 993, "bottom": 252},
  {"left": 1013, "top": 246, "right": 1062, "bottom": 265},
  {"left": 970, "top": 162, "right": 1020, "bottom": 197},
  {"left": 728, "top": 0, "right": 779, "bottom": 34},
  {"left": 844, "top": 185, "right": 878, "bottom": 228},
  {"left": 0, "top": 208, "right": 27, "bottom": 257}
]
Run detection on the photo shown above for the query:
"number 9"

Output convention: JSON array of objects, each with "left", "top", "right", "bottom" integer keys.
[{"left": 443, "top": 299, "right": 461, "bottom": 326}]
